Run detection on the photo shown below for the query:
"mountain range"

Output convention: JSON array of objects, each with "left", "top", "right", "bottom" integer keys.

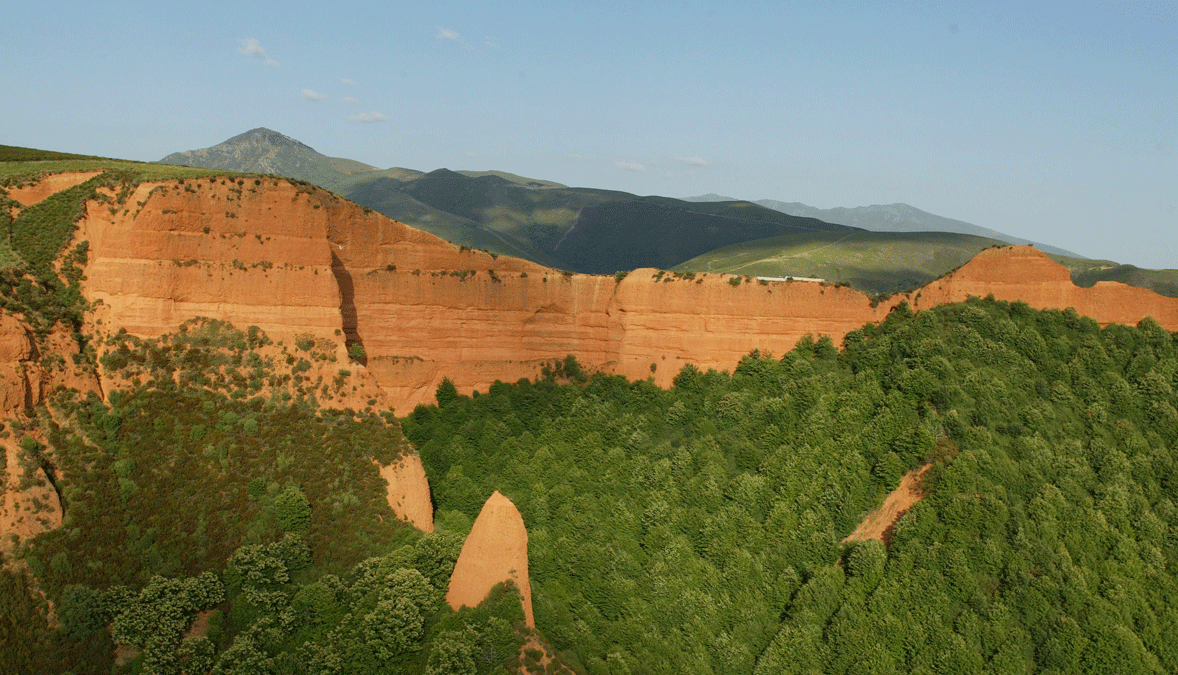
[
  {"left": 684, "top": 195, "right": 1082, "bottom": 258},
  {"left": 161, "top": 129, "right": 852, "bottom": 273}
]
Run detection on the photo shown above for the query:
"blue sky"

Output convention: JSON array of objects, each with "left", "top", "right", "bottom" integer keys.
[{"left": 3, "top": 1, "right": 1175, "bottom": 267}]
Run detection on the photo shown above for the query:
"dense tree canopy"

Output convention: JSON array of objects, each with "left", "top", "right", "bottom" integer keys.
[{"left": 5, "top": 297, "right": 1178, "bottom": 674}]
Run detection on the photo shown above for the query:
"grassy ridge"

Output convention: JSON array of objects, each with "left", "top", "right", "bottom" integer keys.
[
  {"left": 0, "top": 145, "right": 109, "bottom": 162},
  {"left": 1052, "top": 256, "right": 1178, "bottom": 298},
  {"left": 674, "top": 230, "right": 1009, "bottom": 293}
]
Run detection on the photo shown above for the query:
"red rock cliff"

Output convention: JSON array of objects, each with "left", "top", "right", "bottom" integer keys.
[
  {"left": 40, "top": 173, "right": 1176, "bottom": 413},
  {"left": 910, "top": 245, "right": 1178, "bottom": 327}
]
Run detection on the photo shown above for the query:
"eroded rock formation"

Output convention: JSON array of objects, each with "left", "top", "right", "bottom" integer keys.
[
  {"left": 446, "top": 491, "right": 533, "bottom": 627},
  {"left": 374, "top": 453, "right": 434, "bottom": 532},
  {"left": 0, "top": 314, "right": 99, "bottom": 420},
  {"left": 910, "top": 245, "right": 1178, "bottom": 327},
  {"left": 15, "top": 171, "right": 1171, "bottom": 413}
]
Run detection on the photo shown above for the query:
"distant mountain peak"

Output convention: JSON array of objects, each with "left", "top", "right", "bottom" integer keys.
[
  {"left": 158, "top": 128, "right": 373, "bottom": 188},
  {"left": 223, "top": 127, "right": 318, "bottom": 153}
]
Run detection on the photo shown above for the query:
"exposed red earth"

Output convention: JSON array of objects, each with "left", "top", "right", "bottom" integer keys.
[{"left": 446, "top": 491, "right": 534, "bottom": 627}]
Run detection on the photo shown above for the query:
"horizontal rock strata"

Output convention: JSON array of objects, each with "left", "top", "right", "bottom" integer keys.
[{"left": 19, "top": 172, "right": 1169, "bottom": 413}]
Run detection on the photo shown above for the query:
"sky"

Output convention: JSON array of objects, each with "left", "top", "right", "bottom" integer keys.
[{"left": 2, "top": 0, "right": 1175, "bottom": 267}]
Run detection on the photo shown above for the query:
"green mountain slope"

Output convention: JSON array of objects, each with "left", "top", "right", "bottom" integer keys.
[
  {"left": 685, "top": 194, "right": 1085, "bottom": 259},
  {"left": 555, "top": 198, "right": 847, "bottom": 274},
  {"left": 160, "top": 130, "right": 856, "bottom": 272}
]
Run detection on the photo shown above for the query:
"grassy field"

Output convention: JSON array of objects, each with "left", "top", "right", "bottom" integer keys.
[{"left": 674, "top": 230, "right": 1009, "bottom": 293}]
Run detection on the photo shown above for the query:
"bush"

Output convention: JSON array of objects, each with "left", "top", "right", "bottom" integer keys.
[
  {"left": 348, "top": 343, "right": 367, "bottom": 363},
  {"left": 275, "top": 484, "right": 312, "bottom": 531}
]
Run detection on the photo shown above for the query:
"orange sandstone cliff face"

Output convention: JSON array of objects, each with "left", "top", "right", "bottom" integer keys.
[
  {"left": 44, "top": 172, "right": 1177, "bottom": 413},
  {"left": 446, "top": 491, "right": 533, "bottom": 627},
  {"left": 75, "top": 179, "right": 347, "bottom": 344},
  {"left": 374, "top": 453, "right": 434, "bottom": 532},
  {"left": 910, "top": 246, "right": 1178, "bottom": 328}
]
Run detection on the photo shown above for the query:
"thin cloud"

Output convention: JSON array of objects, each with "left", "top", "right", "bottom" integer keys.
[
  {"left": 341, "top": 78, "right": 356, "bottom": 86},
  {"left": 342, "top": 96, "right": 361, "bottom": 104},
  {"left": 238, "top": 38, "right": 279, "bottom": 67},
  {"left": 437, "top": 27, "right": 472, "bottom": 48},
  {"left": 676, "top": 156, "right": 709, "bottom": 167},
  {"left": 302, "top": 89, "right": 328, "bottom": 101},
  {"left": 616, "top": 160, "right": 647, "bottom": 172},
  {"left": 567, "top": 153, "right": 593, "bottom": 160},
  {"left": 485, "top": 36, "right": 501, "bottom": 48},
  {"left": 349, "top": 111, "right": 390, "bottom": 123}
]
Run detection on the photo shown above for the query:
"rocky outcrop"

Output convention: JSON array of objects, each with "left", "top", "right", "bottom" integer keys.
[
  {"left": 446, "top": 491, "right": 533, "bottom": 627},
  {"left": 0, "top": 314, "right": 100, "bottom": 420},
  {"left": 909, "top": 245, "right": 1178, "bottom": 327},
  {"left": 0, "top": 314, "right": 36, "bottom": 418},
  {"left": 374, "top": 453, "right": 434, "bottom": 532}
]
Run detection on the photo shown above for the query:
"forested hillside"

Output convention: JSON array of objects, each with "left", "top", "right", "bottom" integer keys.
[
  {"left": 404, "top": 299, "right": 1178, "bottom": 674},
  {"left": 0, "top": 321, "right": 555, "bottom": 675}
]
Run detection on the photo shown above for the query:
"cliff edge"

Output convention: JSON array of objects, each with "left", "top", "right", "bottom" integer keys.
[{"left": 13, "top": 171, "right": 1169, "bottom": 413}]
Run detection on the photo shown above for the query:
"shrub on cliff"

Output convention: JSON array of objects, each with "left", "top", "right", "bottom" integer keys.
[{"left": 349, "top": 343, "right": 367, "bottom": 363}]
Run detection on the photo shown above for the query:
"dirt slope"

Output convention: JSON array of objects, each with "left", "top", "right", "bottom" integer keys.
[
  {"left": 843, "top": 465, "right": 932, "bottom": 545},
  {"left": 374, "top": 453, "right": 434, "bottom": 532},
  {"left": 0, "top": 435, "right": 63, "bottom": 561},
  {"left": 446, "top": 491, "right": 533, "bottom": 627},
  {"left": 5, "top": 170, "right": 105, "bottom": 207}
]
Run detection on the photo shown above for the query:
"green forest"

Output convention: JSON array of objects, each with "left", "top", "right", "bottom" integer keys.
[{"left": 402, "top": 299, "right": 1178, "bottom": 675}]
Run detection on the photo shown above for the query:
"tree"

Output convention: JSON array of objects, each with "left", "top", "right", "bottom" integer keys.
[
  {"left": 425, "top": 628, "right": 479, "bottom": 675},
  {"left": 436, "top": 377, "right": 459, "bottom": 408},
  {"left": 58, "top": 584, "right": 107, "bottom": 638},
  {"left": 364, "top": 595, "right": 425, "bottom": 659},
  {"left": 275, "top": 484, "right": 312, "bottom": 532}
]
